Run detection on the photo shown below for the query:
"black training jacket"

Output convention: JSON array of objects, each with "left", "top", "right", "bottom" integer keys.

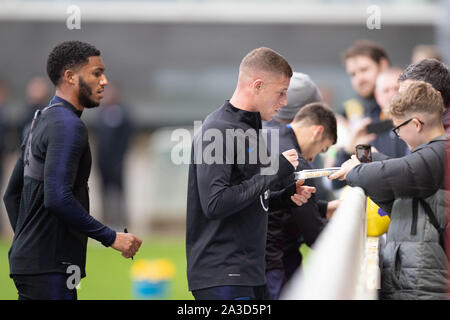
[
  {"left": 3, "top": 96, "right": 116, "bottom": 278},
  {"left": 186, "top": 101, "right": 295, "bottom": 291},
  {"left": 264, "top": 120, "right": 328, "bottom": 272}
]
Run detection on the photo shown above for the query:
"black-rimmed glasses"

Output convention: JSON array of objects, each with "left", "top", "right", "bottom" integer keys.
[{"left": 392, "top": 118, "right": 424, "bottom": 137}]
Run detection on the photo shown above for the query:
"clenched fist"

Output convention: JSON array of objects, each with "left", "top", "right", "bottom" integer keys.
[{"left": 111, "top": 232, "right": 143, "bottom": 259}]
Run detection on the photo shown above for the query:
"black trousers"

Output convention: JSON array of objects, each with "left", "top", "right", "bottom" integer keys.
[
  {"left": 12, "top": 273, "right": 77, "bottom": 300},
  {"left": 192, "top": 285, "right": 266, "bottom": 300}
]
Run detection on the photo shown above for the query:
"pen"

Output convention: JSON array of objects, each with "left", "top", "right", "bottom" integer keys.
[{"left": 123, "top": 227, "right": 134, "bottom": 260}]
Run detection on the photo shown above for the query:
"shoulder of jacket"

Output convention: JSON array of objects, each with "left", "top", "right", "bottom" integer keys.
[
  {"left": 44, "top": 109, "right": 87, "bottom": 137},
  {"left": 203, "top": 115, "right": 253, "bottom": 133},
  {"left": 414, "top": 139, "right": 446, "bottom": 154},
  {"left": 45, "top": 107, "right": 84, "bottom": 123}
]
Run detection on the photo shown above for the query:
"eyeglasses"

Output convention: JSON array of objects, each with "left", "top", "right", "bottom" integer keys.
[{"left": 392, "top": 118, "right": 424, "bottom": 137}]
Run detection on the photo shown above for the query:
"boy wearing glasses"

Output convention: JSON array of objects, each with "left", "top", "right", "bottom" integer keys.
[
  {"left": 398, "top": 58, "right": 450, "bottom": 132},
  {"left": 329, "top": 81, "right": 448, "bottom": 299}
]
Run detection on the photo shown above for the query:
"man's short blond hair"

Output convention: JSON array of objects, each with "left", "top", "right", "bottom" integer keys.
[
  {"left": 390, "top": 81, "right": 445, "bottom": 119},
  {"left": 240, "top": 47, "right": 292, "bottom": 78}
]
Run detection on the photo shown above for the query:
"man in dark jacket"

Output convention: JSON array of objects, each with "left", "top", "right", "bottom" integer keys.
[
  {"left": 265, "top": 102, "right": 340, "bottom": 299},
  {"left": 186, "top": 47, "right": 316, "bottom": 300},
  {"left": 264, "top": 73, "right": 340, "bottom": 299},
  {"left": 3, "top": 41, "right": 142, "bottom": 300},
  {"left": 330, "top": 81, "right": 448, "bottom": 299}
]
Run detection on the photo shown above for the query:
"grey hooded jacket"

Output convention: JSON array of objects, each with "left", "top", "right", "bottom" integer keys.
[{"left": 346, "top": 134, "right": 448, "bottom": 300}]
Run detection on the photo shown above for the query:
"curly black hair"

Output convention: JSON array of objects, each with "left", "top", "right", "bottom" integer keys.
[{"left": 46, "top": 41, "right": 101, "bottom": 86}]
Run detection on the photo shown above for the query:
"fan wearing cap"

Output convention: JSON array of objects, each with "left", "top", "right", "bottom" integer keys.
[{"left": 263, "top": 73, "right": 340, "bottom": 300}]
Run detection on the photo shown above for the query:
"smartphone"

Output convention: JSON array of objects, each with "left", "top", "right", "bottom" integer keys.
[
  {"left": 356, "top": 144, "right": 372, "bottom": 163},
  {"left": 366, "top": 119, "right": 393, "bottom": 134}
]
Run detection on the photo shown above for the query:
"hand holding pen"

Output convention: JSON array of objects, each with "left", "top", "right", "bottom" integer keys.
[{"left": 110, "top": 228, "right": 142, "bottom": 259}]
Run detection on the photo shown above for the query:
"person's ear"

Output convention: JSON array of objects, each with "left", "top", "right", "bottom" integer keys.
[
  {"left": 313, "top": 125, "right": 324, "bottom": 140},
  {"left": 63, "top": 69, "right": 77, "bottom": 86},
  {"left": 411, "top": 118, "right": 422, "bottom": 133},
  {"left": 413, "top": 118, "right": 424, "bottom": 132},
  {"left": 252, "top": 79, "right": 263, "bottom": 93}
]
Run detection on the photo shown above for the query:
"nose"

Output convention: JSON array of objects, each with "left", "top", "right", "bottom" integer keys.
[
  {"left": 355, "top": 74, "right": 365, "bottom": 86},
  {"left": 101, "top": 74, "right": 109, "bottom": 87}
]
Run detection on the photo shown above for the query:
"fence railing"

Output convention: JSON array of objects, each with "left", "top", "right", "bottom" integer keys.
[{"left": 281, "top": 186, "right": 379, "bottom": 300}]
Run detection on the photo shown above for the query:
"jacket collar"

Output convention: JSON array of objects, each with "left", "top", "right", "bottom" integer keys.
[
  {"left": 50, "top": 96, "right": 83, "bottom": 118},
  {"left": 263, "top": 119, "right": 303, "bottom": 155},
  {"left": 413, "top": 134, "right": 448, "bottom": 152},
  {"left": 225, "top": 100, "right": 262, "bottom": 130},
  {"left": 285, "top": 123, "right": 302, "bottom": 154}
]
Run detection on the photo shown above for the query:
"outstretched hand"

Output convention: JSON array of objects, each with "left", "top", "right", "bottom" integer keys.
[{"left": 328, "top": 155, "right": 361, "bottom": 181}]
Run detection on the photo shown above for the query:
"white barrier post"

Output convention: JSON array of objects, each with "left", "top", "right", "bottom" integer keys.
[{"left": 281, "top": 186, "right": 376, "bottom": 300}]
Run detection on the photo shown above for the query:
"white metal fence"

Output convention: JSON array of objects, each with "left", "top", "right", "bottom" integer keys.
[{"left": 281, "top": 186, "right": 379, "bottom": 300}]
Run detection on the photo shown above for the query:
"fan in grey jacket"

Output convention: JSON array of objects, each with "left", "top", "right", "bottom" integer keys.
[{"left": 329, "top": 81, "right": 449, "bottom": 299}]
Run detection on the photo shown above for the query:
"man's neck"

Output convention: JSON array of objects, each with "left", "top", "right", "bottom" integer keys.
[
  {"left": 291, "top": 123, "right": 308, "bottom": 151},
  {"left": 229, "top": 90, "right": 256, "bottom": 113},
  {"left": 425, "top": 126, "right": 447, "bottom": 141},
  {"left": 55, "top": 88, "right": 84, "bottom": 111},
  {"left": 413, "top": 126, "right": 447, "bottom": 150}
]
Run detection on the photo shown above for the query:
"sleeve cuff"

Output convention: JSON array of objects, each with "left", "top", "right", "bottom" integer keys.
[
  {"left": 101, "top": 229, "right": 117, "bottom": 247},
  {"left": 277, "top": 153, "right": 295, "bottom": 179},
  {"left": 345, "top": 165, "right": 361, "bottom": 186}
]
